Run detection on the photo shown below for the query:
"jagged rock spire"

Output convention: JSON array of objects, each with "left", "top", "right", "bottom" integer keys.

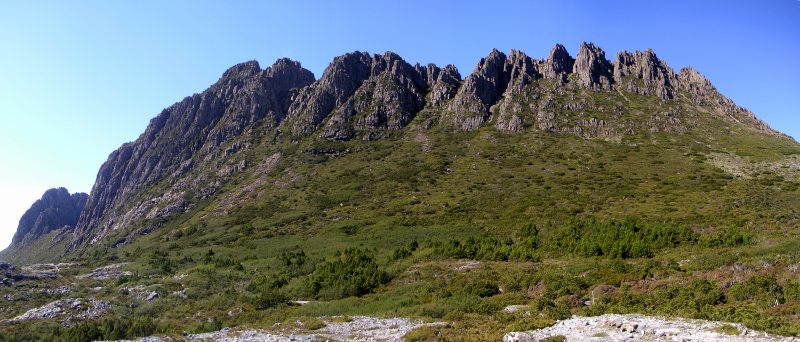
[
  {"left": 426, "top": 64, "right": 461, "bottom": 107},
  {"left": 613, "top": 49, "right": 676, "bottom": 100},
  {"left": 677, "top": 66, "right": 715, "bottom": 100},
  {"left": 318, "top": 51, "right": 431, "bottom": 140},
  {"left": 573, "top": 42, "right": 613, "bottom": 89},
  {"left": 283, "top": 52, "right": 373, "bottom": 136},
  {"left": 504, "top": 49, "right": 539, "bottom": 94},
  {"left": 541, "top": 44, "right": 575, "bottom": 81},
  {"left": 445, "top": 48, "right": 510, "bottom": 130}
]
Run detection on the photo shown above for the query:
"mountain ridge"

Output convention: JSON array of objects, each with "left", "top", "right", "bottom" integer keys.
[{"left": 1, "top": 42, "right": 794, "bottom": 262}]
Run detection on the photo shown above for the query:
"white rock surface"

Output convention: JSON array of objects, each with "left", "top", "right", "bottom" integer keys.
[
  {"left": 8, "top": 298, "right": 111, "bottom": 324},
  {"left": 77, "top": 263, "right": 133, "bottom": 280},
  {"left": 504, "top": 314, "right": 799, "bottom": 342},
  {"left": 135, "top": 316, "right": 445, "bottom": 341},
  {"left": 502, "top": 305, "right": 530, "bottom": 314}
]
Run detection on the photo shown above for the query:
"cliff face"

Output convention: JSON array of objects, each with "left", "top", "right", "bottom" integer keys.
[
  {"left": 8, "top": 42, "right": 785, "bottom": 254},
  {"left": 71, "top": 59, "right": 315, "bottom": 247},
  {"left": 11, "top": 188, "right": 87, "bottom": 245}
]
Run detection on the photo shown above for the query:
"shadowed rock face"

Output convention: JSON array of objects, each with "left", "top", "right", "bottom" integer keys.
[
  {"left": 425, "top": 64, "right": 462, "bottom": 107},
  {"left": 283, "top": 52, "right": 374, "bottom": 136},
  {"left": 12, "top": 188, "right": 87, "bottom": 244},
  {"left": 677, "top": 66, "right": 717, "bottom": 101},
  {"left": 540, "top": 44, "right": 574, "bottom": 81},
  {"left": 446, "top": 49, "right": 509, "bottom": 130},
  {"left": 9, "top": 42, "right": 779, "bottom": 254},
  {"left": 318, "top": 52, "right": 432, "bottom": 140},
  {"left": 573, "top": 42, "right": 614, "bottom": 90},
  {"left": 292, "top": 52, "right": 464, "bottom": 140}
]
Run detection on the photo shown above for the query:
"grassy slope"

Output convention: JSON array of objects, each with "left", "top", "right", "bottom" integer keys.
[
  {"left": 0, "top": 228, "right": 72, "bottom": 265},
  {"left": 2, "top": 87, "right": 799, "bottom": 340}
]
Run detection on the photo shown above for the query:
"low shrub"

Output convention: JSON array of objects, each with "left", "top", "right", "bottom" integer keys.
[
  {"left": 729, "top": 275, "right": 784, "bottom": 307},
  {"left": 699, "top": 227, "right": 753, "bottom": 248},
  {"left": 308, "top": 248, "right": 389, "bottom": 300}
]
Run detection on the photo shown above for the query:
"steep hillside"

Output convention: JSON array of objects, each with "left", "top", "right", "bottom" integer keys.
[{"left": 1, "top": 43, "right": 799, "bottom": 340}]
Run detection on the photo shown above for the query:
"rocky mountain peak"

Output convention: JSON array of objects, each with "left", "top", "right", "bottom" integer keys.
[
  {"left": 371, "top": 52, "right": 407, "bottom": 76},
  {"left": 12, "top": 188, "right": 87, "bottom": 245},
  {"left": 613, "top": 48, "right": 677, "bottom": 100},
  {"left": 474, "top": 49, "right": 510, "bottom": 101},
  {"left": 504, "top": 49, "right": 539, "bottom": 94},
  {"left": 283, "top": 52, "right": 373, "bottom": 135},
  {"left": 221, "top": 60, "right": 262, "bottom": 80},
  {"left": 425, "top": 64, "right": 462, "bottom": 107},
  {"left": 318, "top": 51, "right": 432, "bottom": 140},
  {"left": 541, "top": 44, "right": 575, "bottom": 81},
  {"left": 573, "top": 42, "right": 613, "bottom": 89},
  {"left": 677, "top": 67, "right": 715, "bottom": 96},
  {"left": 439, "top": 65, "right": 462, "bottom": 83},
  {"left": 264, "top": 58, "right": 316, "bottom": 94},
  {"left": 445, "top": 49, "right": 510, "bottom": 130},
  {"left": 72, "top": 57, "right": 316, "bottom": 248}
]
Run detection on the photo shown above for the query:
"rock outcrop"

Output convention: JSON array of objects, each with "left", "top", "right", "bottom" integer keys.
[
  {"left": 283, "top": 52, "right": 373, "bottom": 136},
  {"left": 677, "top": 66, "right": 717, "bottom": 103},
  {"left": 539, "top": 44, "right": 574, "bottom": 82},
  {"left": 446, "top": 49, "right": 509, "bottom": 130},
  {"left": 503, "top": 50, "right": 540, "bottom": 95},
  {"left": 572, "top": 42, "right": 614, "bottom": 90},
  {"left": 9, "top": 298, "right": 111, "bottom": 325},
  {"left": 613, "top": 49, "right": 676, "bottom": 100},
  {"left": 318, "top": 52, "right": 431, "bottom": 140},
  {"left": 504, "top": 314, "right": 796, "bottom": 342},
  {"left": 11, "top": 188, "right": 87, "bottom": 245},
  {"left": 676, "top": 67, "right": 777, "bottom": 133},
  {"left": 425, "top": 64, "right": 462, "bottom": 107}
]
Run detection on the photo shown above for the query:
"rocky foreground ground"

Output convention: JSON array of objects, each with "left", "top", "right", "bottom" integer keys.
[
  {"left": 129, "top": 316, "right": 445, "bottom": 342},
  {"left": 115, "top": 313, "right": 800, "bottom": 341},
  {"left": 504, "top": 314, "right": 799, "bottom": 342},
  {"left": 4, "top": 262, "right": 799, "bottom": 341}
]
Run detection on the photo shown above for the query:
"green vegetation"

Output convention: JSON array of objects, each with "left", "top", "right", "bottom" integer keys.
[
  {"left": 1, "top": 83, "right": 799, "bottom": 340},
  {"left": 62, "top": 317, "right": 158, "bottom": 342},
  {"left": 716, "top": 324, "right": 741, "bottom": 335},
  {"left": 308, "top": 248, "right": 389, "bottom": 300},
  {"left": 699, "top": 226, "right": 753, "bottom": 248}
]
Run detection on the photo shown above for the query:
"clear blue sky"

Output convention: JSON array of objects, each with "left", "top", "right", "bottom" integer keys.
[{"left": 0, "top": 0, "right": 798, "bottom": 249}]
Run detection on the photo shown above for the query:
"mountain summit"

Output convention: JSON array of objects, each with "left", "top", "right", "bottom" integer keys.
[{"left": 11, "top": 188, "right": 87, "bottom": 245}]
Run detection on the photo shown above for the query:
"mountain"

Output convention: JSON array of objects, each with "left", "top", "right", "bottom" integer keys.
[
  {"left": 11, "top": 188, "right": 87, "bottom": 245},
  {"left": 1, "top": 43, "right": 799, "bottom": 340},
  {"left": 0, "top": 188, "right": 87, "bottom": 264},
  {"left": 51, "top": 43, "right": 789, "bottom": 254}
]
